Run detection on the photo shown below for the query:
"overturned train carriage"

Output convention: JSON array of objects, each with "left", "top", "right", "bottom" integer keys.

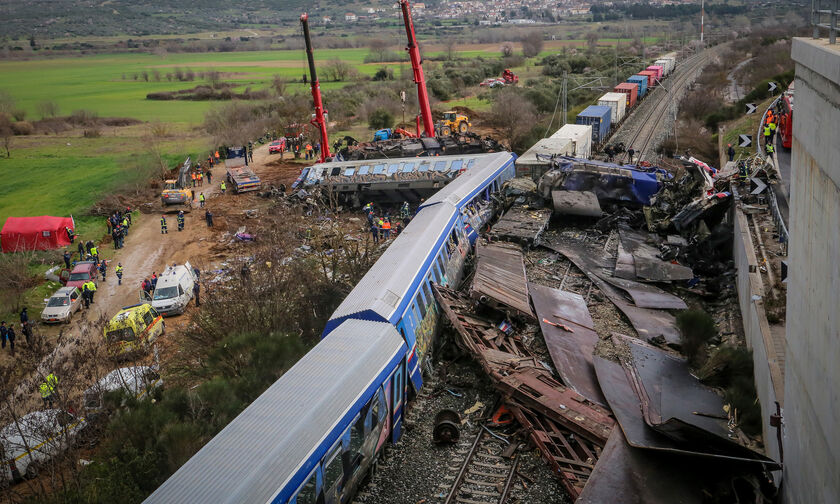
[{"left": 144, "top": 151, "right": 516, "bottom": 504}]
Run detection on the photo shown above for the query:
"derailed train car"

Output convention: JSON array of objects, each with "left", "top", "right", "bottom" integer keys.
[{"left": 143, "top": 151, "right": 516, "bottom": 504}]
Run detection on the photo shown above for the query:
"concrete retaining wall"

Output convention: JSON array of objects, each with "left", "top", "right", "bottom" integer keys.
[{"left": 732, "top": 207, "right": 784, "bottom": 467}]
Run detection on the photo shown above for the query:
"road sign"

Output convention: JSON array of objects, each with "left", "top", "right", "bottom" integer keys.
[
  {"left": 746, "top": 103, "right": 757, "bottom": 114},
  {"left": 768, "top": 81, "right": 778, "bottom": 93},
  {"left": 738, "top": 134, "right": 752, "bottom": 148}
]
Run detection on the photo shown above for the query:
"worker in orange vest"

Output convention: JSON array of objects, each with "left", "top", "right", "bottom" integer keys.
[
  {"left": 382, "top": 218, "right": 392, "bottom": 239},
  {"left": 191, "top": 172, "right": 197, "bottom": 187},
  {"left": 305, "top": 143, "right": 313, "bottom": 160}
]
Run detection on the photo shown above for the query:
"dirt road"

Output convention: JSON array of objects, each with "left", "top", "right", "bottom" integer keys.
[{"left": 1, "top": 143, "right": 307, "bottom": 408}]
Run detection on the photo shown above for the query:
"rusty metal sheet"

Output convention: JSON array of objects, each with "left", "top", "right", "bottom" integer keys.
[
  {"left": 488, "top": 207, "right": 552, "bottom": 246},
  {"left": 593, "top": 349, "right": 778, "bottom": 467},
  {"left": 528, "top": 282, "right": 606, "bottom": 407},
  {"left": 551, "top": 190, "right": 603, "bottom": 217},
  {"left": 544, "top": 241, "right": 682, "bottom": 345},
  {"left": 507, "top": 402, "right": 600, "bottom": 500},
  {"left": 496, "top": 367, "right": 613, "bottom": 445},
  {"left": 471, "top": 242, "right": 535, "bottom": 320},
  {"left": 598, "top": 273, "right": 687, "bottom": 310},
  {"left": 579, "top": 429, "right": 771, "bottom": 504},
  {"left": 618, "top": 228, "right": 693, "bottom": 282},
  {"left": 624, "top": 338, "right": 778, "bottom": 467}
]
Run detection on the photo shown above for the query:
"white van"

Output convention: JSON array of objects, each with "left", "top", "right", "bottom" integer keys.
[
  {"left": 146, "top": 262, "right": 198, "bottom": 316},
  {"left": 0, "top": 409, "right": 86, "bottom": 483}
]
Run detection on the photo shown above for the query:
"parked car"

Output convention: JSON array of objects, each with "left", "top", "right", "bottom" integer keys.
[
  {"left": 104, "top": 303, "right": 165, "bottom": 358},
  {"left": 65, "top": 261, "right": 97, "bottom": 290},
  {"left": 40, "top": 286, "right": 82, "bottom": 324},
  {"left": 0, "top": 409, "right": 86, "bottom": 483},
  {"left": 268, "top": 139, "right": 286, "bottom": 154},
  {"left": 144, "top": 262, "right": 198, "bottom": 316},
  {"left": 84, "top": 366, "right": 163, "bottom": 412}
]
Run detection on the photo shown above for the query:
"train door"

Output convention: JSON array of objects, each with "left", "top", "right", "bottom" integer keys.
[
  {"left": 390, "top": 362, "right": 406, "bottom": 443},
  {"left": 322, "top": 442, "right": 344, "bottom": 504}
]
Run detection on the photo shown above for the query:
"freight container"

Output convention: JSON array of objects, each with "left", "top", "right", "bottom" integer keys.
[
  {"left": 515, "top": 137, "right": 572, "bottom": 181},
  {"left": 659, "top": 52, "right": 678, "bottom": 70},
  {"left": 638, "top": 70, "right": 658, "bottom": 88},
  {"left": 655, "top": 58, "right": 674, "bottom": 76},
  {"left": 597, "top": 92, "right": 627, "bottom": 124},
  {"left": 646, "top": 65, "right": 664, "bottom": 81},
  {"left": 550, "top": 124, "right": 592, "bottom": 160},
  {"left": 614, "top": 82, "right": 638, "bottom": 108},
  {"left": 576, "top": 105, "right": 612, "bottom": 144},
  {"left": 627, "top": 75, "right": 648, "bottom": 98}
]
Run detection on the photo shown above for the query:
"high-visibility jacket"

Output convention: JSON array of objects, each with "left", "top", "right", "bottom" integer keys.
[
  {"left": 199, "top": 194, "right": 206, "bottom": 202},
  {"left": 122, "top": 218, "right": 128, "bottom": 227},
  {"left": 161, "top": 217, "right": 167, "bottom": 226},
  {"left": 214, "top": 151, "right": 219, "bottom": 159},
  {"left": 769, "top": 122, "right": 776, "bottom": 132},
  {"left": 116, "top": 266, "right": 123, "bottom": 275},
  {"left": 382, "top": 221, "right": 391, "bottom": 230},
  {"left": 766, "top": 144, "right": 775, "bottom": 154},
  {"left": 87, "top": 281, "right": 97, "bottom": 292},
  {"left": 90, "top": 246, "right": 98, "bottom": 256},
  {"left": 764, "top": 126, "right": 771, "bottom": 136},
  {"left": 46, "top": 373, "right": 58, "bottom": 391},
  {"left": 40, "top": 382, "right": 51, "bottom": 398},
  {"left": 220, "top": 182, "right": 226, "bottom": 190}
]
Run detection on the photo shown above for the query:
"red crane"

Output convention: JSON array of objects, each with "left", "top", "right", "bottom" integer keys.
[
  {"left": 300, "top": 13, "right": 331, "bottom": 162},
  {"left": 399, "top": 0, "right": 435, "bottom": 138}
]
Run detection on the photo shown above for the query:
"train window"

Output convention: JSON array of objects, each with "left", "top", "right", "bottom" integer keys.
[
  {"left": 436, "top": 254, "right": 446, "bottom": 277},
  {"left": 373, "top": 164, "right": 385, "bottom": 174},
  {"left": 349, "top": 415, "right": 364, "bottom": 470},
  {"left": 422, "top": 279, "right": 433, "bottom": 307},
  {"left": 467, "top": 159, "right": 476, "bottom": 169},
  {"left": 401, "top": 163, "right": 415, "bottom": 173},
  {"left": 293, "top": 471, "right": 317, "bottom": 504},
  {"left": 450, "top": 229, "right": 460, "bottom": 245},
  {"left": 358, "top": 165, "right": 371, "bottom": 175},
  {"left": 411, "top": 302, "right": 421, "bottom": 323},
  {"left": 418, "top": 163, "right": 430, "bottom": 172},
  {"left": 343, "top": 168, "right": 355, "bottom": 176},
  {"left": 323, "top": 445, "right": 343, "bottom": 495},
  {"left": 450, "top": 160, "right": 463, "bottom": 172},
  {"left": 388, "top": 163, "right": 400, "bottom": 174},
  {"left": 330, "top": 167, "right": 341, "bottom": 177},
  {"left": 417, "top": 295, "right": 427, "bottom": 318},
  {"left": 434, "top": 161, "right": 447, "bottom": 172}
]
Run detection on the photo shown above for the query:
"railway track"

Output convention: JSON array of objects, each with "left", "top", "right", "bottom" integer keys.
[
  {"left": 440, "top": 428, "right": 519, "bottom": 504},
  {"left": 618, "top": 47, "right": 719, "bottom": 162}
]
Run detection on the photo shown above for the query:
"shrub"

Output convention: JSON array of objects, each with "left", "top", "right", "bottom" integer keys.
[
  {"left": 368, "top": 108, "right": 394, "bottom": 130},
  {"left": 11, "top": 120, "right": 33, "bottom": 135},
  {"left": 676, "top": 309, "right": 717, "bottom": 366}
]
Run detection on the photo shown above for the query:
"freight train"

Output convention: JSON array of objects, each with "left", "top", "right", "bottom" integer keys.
[
  {"left": 574, "top": 52, "right": 679, "bottom": 147},
  {"left": 143, "top": 151, "right": 517, "bottom": 504}
]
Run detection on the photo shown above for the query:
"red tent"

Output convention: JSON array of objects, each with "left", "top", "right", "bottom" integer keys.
[{"left": 1, "top": 216, "right": 75, "bottom": 253}]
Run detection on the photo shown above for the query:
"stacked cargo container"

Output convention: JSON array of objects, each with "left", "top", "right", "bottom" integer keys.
[
  {"left": 597, "top": 92, "right": 627, "bottom": 124},
  {"left": 515, "top": 137, "right": 573, "bottom": 180},
  {"left": 654, "top": 57, "right": 674, "bottom": 76},
  {"left": 614, "top": 82, "right": 638, "bottom": 108},
  {"left": 646, "top": 65, "right": 664, "bottom": 81},
  {"left": 627, "top": 75, "right": 648, "bottom": 97},
  {"left": 638, "top": 70, "right": 657, "bottom": 88},
  {"left": 576, "top": 105, "right": 611, "bottom": 144},
  {"left": 550, "top": 124, "right": 592, "bottom": 159}
]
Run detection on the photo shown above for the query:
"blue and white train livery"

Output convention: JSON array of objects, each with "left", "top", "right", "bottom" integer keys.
[{"left": 144, "top": 151, "right": 516, "bottom": 504}]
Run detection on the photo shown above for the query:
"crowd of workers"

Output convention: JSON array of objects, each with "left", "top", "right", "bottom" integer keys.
[{"left": 363, "top": 201, "right": 413, "bottom": 244}]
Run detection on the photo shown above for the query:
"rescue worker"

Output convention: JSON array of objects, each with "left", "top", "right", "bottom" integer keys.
[
  {"left": 112, "top": 227, "right": 121, "bottom": 250},
  {"left": 763, "top": 123, "right": 771, "bottom": 145},
  {"left": 78, "top": 241, "right": 85, "bottom": 260},
  {"left": 177, "top": 210, "right": 185, "bottom": 231},
  {"left": 125, "top": 207, "right": 132, "bottom": 225},
  {"left": 627, "top": 147, "right": 635, "bottom": 164},
  {"left": 769, "top": 120, "right": 777, "bottom": 142},
  {"left": 220, "top": 181, "right": 226, "bottom": 194},
  {"left": 370, "top": 221, "right": 379, "bottom": 244},
  {"left": 400, "top": 201, "right": 410, "bottom": 220},
  {"left": 198, "top": 171, "right": 203, "bottom": 186},
  {"left": 0, "top": 321, "right": 6, "bottom": 349},
  {"left": 90, "top": 244, "right": 99, "bottom": 265},
  {"left": 161, "top": 215, "right": 168, "bottom": 234},
  {"left": 106, "top": 217, "right": 112, "bottom": 235},
  {"left": 206, "top": 169, "right": 212, "bottom": 184},
  {"left": 6, "top": 324, "right": 15, "bottom": 356},
  {"left": 765, "top": 142, "right": 775, "bottom": 159},
  {"left": 193, "top": 278, "right": 200, "bottom": 307},
  {"left": 382, "top": 218, "right": 392, "bottom": 240},
  {"left": 214, "top": 150, "right": 220, "bottom": 162},
  {"left": 99, "top": 260, "right": 107, "bottom": 281},
  {"left": 122, "top": 215, "right": 129, "bottom": 234},
  {"left": 86, "top": 280, "right": 97, "bottom": 304},
  {"left": 727, "top": 144, "right": 735, "bottom": 162},
  {"left": 116, "top": 263, "right": 123, "bottom": 285},
  {"left": 377, "top": 217, "right": 385, "bottom": 241},
  {"left": 199, "top": 193, "right": 206, "bottom": 208},
  {"left": 205, "top": 209, "right": 214, "bottom": 227},
  {"left": 63, "top": 250, "right": 71, "bottom": 269},
  {"left": 65, "top": 226, "right": 75, "bottom": 243},
  {"left": 82, "top": 283, "right": 91, "bottom": 308},
  {"left": 191, "top": 172, "right": 197, "bottom": 187},
  {"left": 40, "top": 373, "right": 58, "bottom": 407}
]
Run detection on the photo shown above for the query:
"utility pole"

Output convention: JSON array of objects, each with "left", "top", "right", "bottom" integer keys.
[
  {"left": 562, "top": 71, "right": 568, "bottom": 126},
  {"left": 700, "top": 0, "right": 705, "bottom": 44}
]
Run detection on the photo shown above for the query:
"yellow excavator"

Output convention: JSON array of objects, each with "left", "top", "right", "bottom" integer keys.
[
  {"left": 160, "top": 156, "right": 193, "bottom": 211},
  {"left": 436, "top": 111, "right": 471, "bottom": 136}
]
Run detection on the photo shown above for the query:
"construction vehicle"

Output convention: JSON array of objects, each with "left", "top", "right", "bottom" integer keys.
[
  {"left": 502, "top": 69, "right": 519, "bottom": 85},
  {"left": 161, "top": 157, "right": 193, "bottom": 210},
  {"left": 437, "top": 111, "right": 471, "bottom": 136},
  {"left": 400, "top": 0, "right": 436, "bottom": 138},
  {"left": 300, "top": 14, "right": 331, "bottom": 162}
]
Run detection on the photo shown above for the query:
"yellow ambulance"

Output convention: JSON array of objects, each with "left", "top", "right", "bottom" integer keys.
[{"left": 103, "top": 303, "right": 165, "bottom": 357}]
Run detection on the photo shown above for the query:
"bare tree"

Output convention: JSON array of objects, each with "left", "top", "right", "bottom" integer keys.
[
  {"left": 36, "top": 100, "right": 60, "bottom": 118},
  {"left": 204, "top": 101, "right": 271, "bottom": 147},
  {"left": 0, "top": 90, "right": 15, "bottom": 116},
  {"left": 500, "top": 42, "right": 514, "bottom": 57},
  {"left": 368, "top": 38, "right": 389, "bottom": 62},
  {"left": 271, "top": 75, "right": 287, "bottom": 97},
  {"left": 491, "top": 89, "right": 537, "bottom": 148},
  {"left": 586, "top": 32, "right": 599, "bottom": 54},
  {"left": 521, "top": 32, "right": 544, "bottom": 57},
  {"left": 0, "top": 113, "right": 13, "bottom": 158},
  {"left": 444, "top": 38, "right": 457, "bottom": 60},
  {"left": 322, "top": 60, "right": 355, "bottom": 82}
]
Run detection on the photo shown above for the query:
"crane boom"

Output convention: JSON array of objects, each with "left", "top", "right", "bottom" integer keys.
[
  {"left": 399, "top": 0, "right": 435, "bottom": 138},
  {"left": 300, "top": 13, "right": 331, "bottom": 162}
]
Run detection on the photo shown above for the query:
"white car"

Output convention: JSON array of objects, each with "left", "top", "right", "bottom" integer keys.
[
  {"left": 0, "top": 409, "right": 86, "bottom": 483},
  {"left": 40, "top": 286, "right": 82, "bottom": 324},
  {"left": 84, "top": 366, "right": 163, "bottom": 412}
]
